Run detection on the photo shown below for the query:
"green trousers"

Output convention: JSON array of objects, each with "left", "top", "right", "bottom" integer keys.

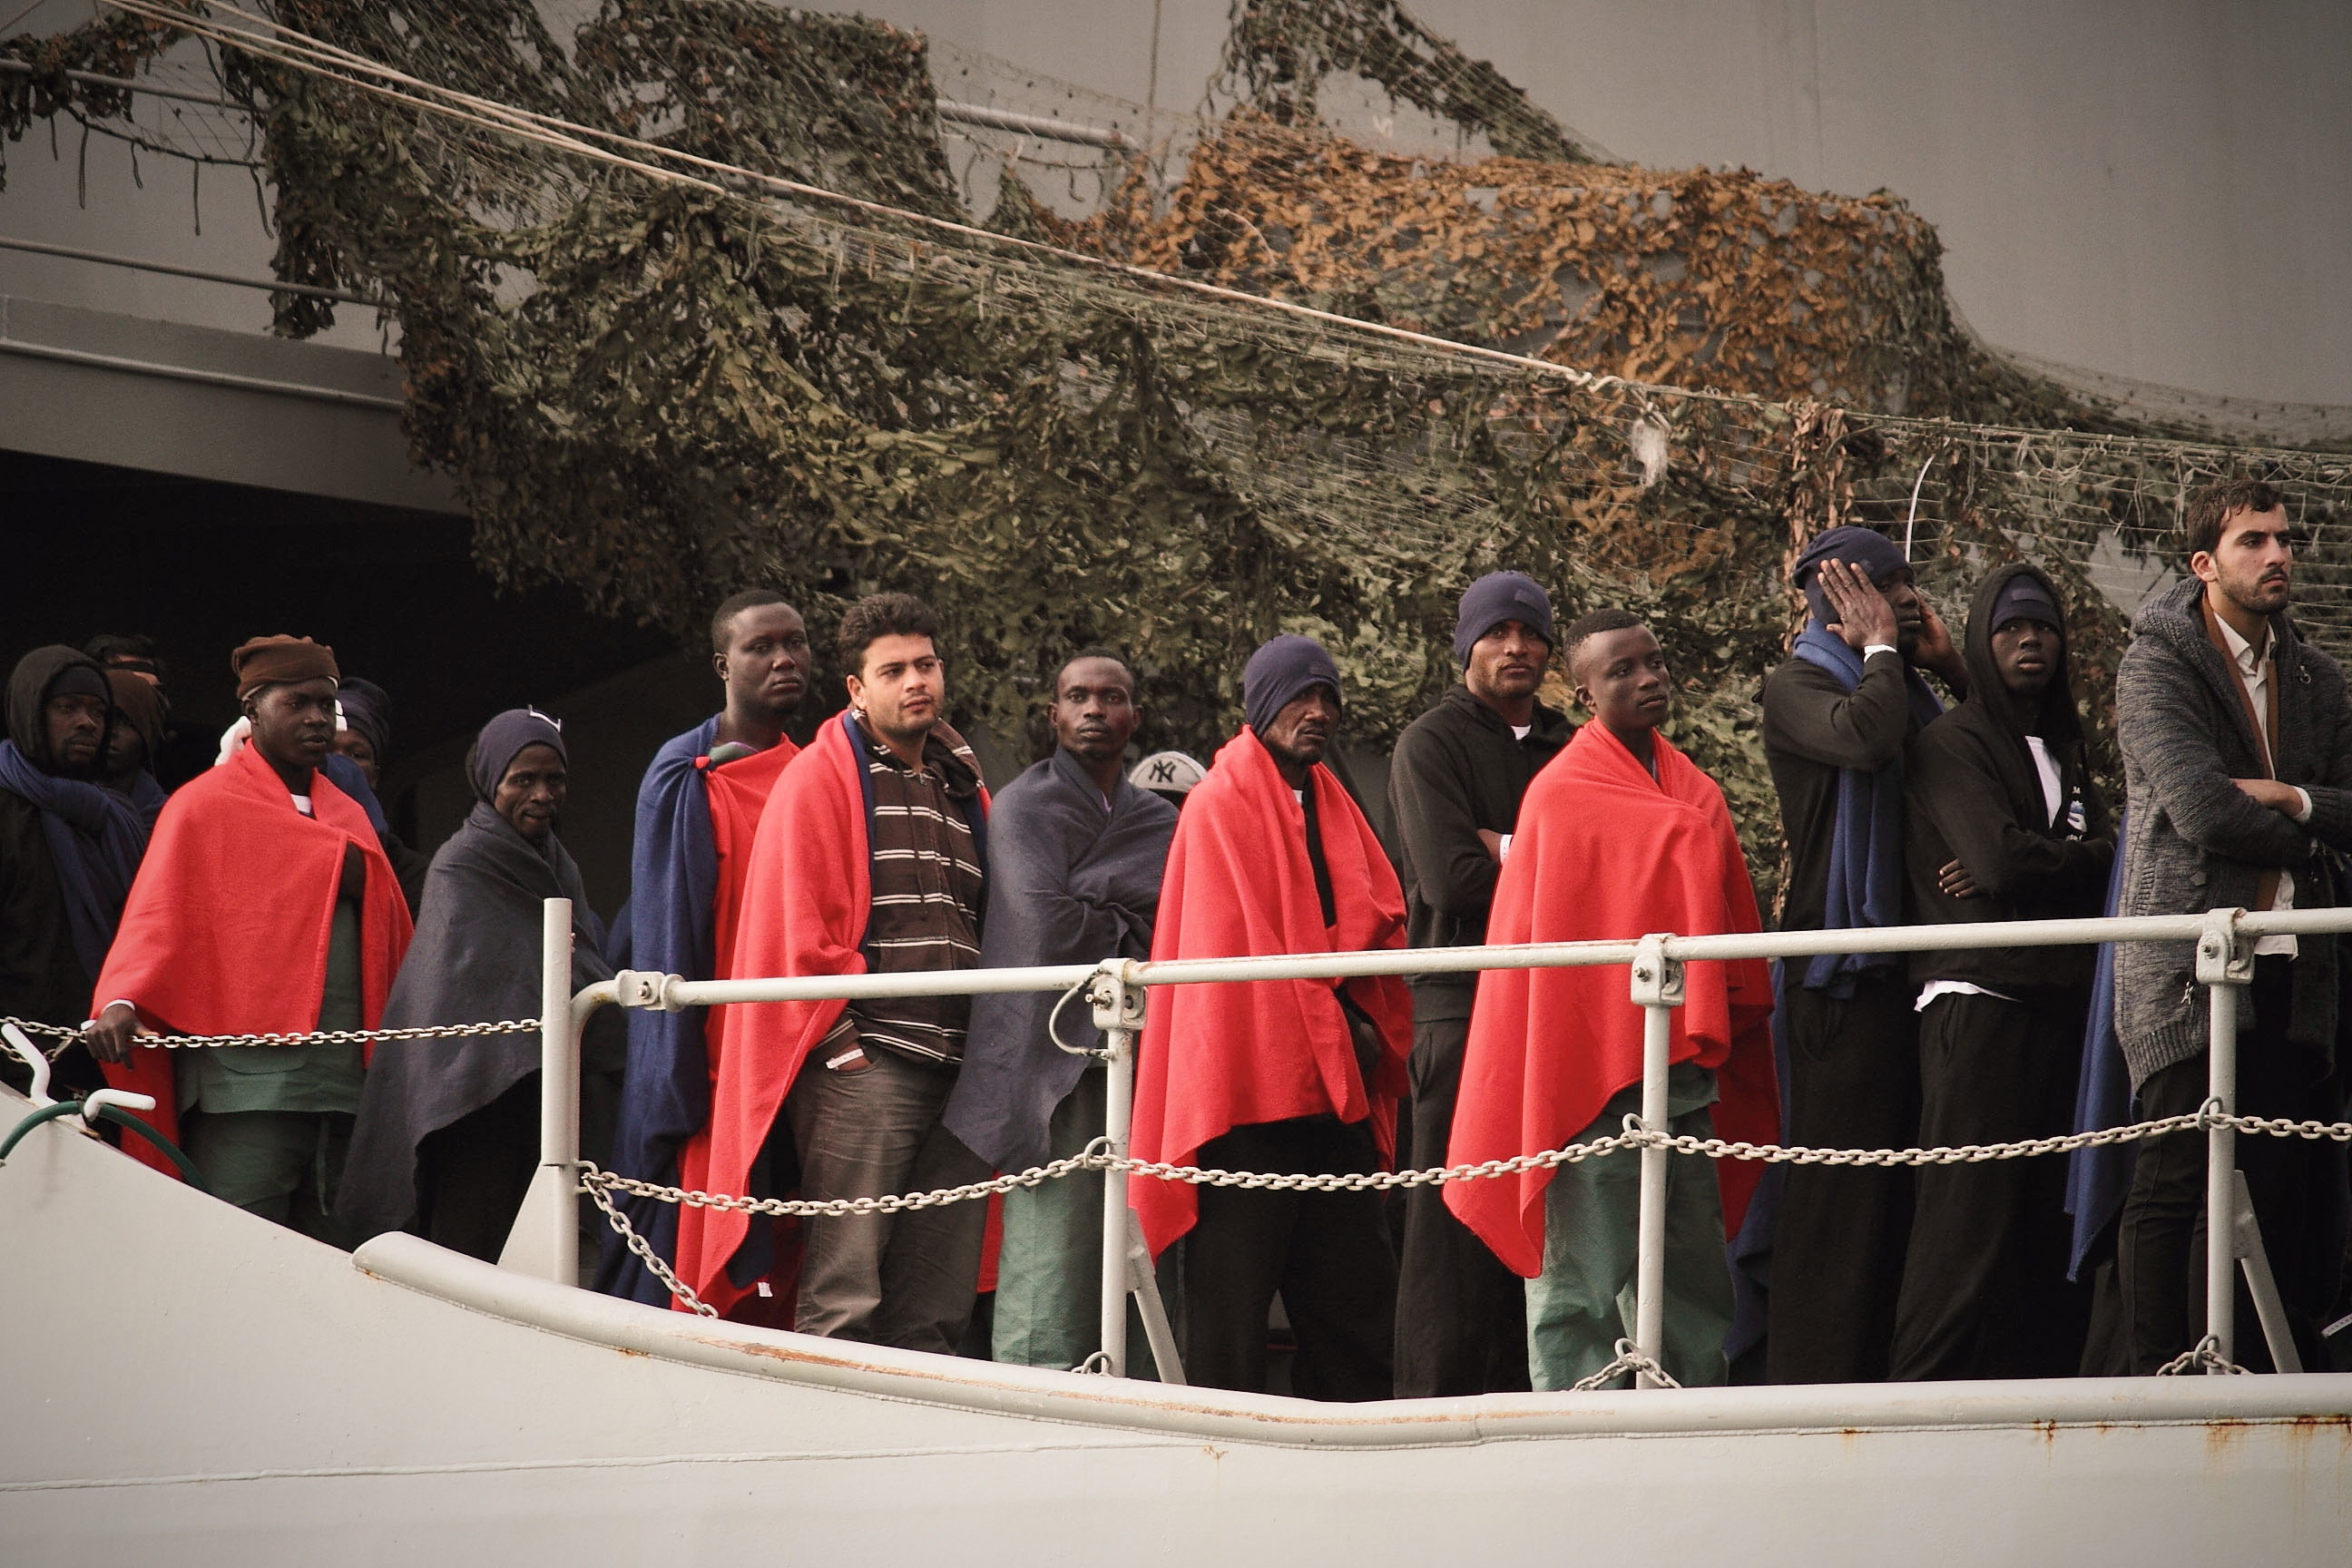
[
  {"left": 991, "top": 1067, "right": 1160, "bottom": 1377},
  {"left": 183, "top": 1109, "right": 355, "bottom": 1246},
  {"left": 1525, "top": 1063, "right": 1732, "bottom": 1391}
]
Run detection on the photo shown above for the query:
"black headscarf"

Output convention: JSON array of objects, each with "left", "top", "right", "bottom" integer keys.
[
  {"left": 468, "top": 708, "right": 566, "bottom": 802},
  {"left": 338, "top": 677, "right": 393, "bottom": 765}
]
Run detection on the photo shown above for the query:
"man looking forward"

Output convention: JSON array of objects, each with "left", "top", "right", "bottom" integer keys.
[
  {"left": 1448, "top": 611, "right": 1778, "bottom": 1388},
  {"left": 1387, "top": 571, "right": 1571, "bottom": 1396},
  {"left": 600, "top": 591, "right": 811, "bottom": 1306},
  {"left": 86, "top": 636, "right": 412, "bottom": 1236},
  {"left": 1128, "top": 634, "right": 1412, "bottom": 1398},
  {"left": 688, "top": 593, "right": 994, "bottom": 1348},
  {"left": 2114, "top": 479, "right": 2352, "bottom": 1371},
  {"left": 946, "top": 650, "right": 1178, "bottom": 1369},
  {"left": 1892, "top": 564, "right": 2114, "bottom": 1379}
]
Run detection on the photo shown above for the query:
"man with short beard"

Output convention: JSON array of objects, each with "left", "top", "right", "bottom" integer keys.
[
  {"left": 0, "top": 647, "right": 150, "bottom": 1099},
  {"left": 85, "top": 636, "right": 412, "bottom": 1237},
  {"left": 599, "top": 590, "right": 813, "bottom": 1308},
  {"left": 1127, "top": 635, "right": 1413, "bottom": 1398},
  {"left": 946, "top": 649, "right": 1178, "bottom": 1369},
  {"left": 683, "top": 593, "right": 994, "bottom": 1349},
  {"left": 1387, "top": 572, "right": 1571, "bottom": 1396},
  {"left": 1892, "top": 564, "right": 2114, "bottom": 1379},
  {"left": 2114, "top": 479, "right": 2352, "bottom": 1372}
]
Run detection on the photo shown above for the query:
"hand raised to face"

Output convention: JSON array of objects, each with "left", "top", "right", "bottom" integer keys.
[{"left": 1817, "top": 559, "right": 1899, "bottom": 652}]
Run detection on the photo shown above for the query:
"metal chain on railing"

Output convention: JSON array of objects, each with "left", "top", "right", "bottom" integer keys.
[
  {"left": 581, "top": 1167, "right": 720, "bottom": 1318},
  {"left": 1568, "top": 1338, "right": 1683, "bottom": 1392},
  {"left": 573, "top": 1110, "right": 2352, "bottom": 1221},
  {"left": 2154, "top": 1335, "right": 2250, "bottom": 1377},
  {"left": 2, "top": 1013, "right": 539, "bottom": 1057}
]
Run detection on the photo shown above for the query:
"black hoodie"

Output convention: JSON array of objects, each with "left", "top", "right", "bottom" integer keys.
[{"left": 1905, "top": 562, "right": 2115, "bottom": 995}]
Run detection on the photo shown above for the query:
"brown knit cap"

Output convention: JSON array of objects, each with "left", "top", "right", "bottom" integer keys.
[{"left": 230, "top": 635, "right": 339, "bottom": 701}]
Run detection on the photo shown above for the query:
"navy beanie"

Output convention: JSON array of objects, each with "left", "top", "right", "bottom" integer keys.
[
  {"left": 1452, "top": 571, "right": 1554, "bottom": 664},
  {"left": 1988, "top": 574, "right": 2063, "bottom": 632},
  {"left": 1243, "top": 635, "right": 1341, "bottom": 738},
  {"left": 1792, "top": 526, "right": 1909, "bottom": 624}
]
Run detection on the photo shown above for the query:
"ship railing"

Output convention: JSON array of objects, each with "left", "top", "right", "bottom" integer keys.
[{"left": 513, "top": 899, "right": 2352, "bottom": 1387}]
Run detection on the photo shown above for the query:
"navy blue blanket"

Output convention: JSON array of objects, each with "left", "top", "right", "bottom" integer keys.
[{"left": 596, "top": 718, "right": 721, "bottom": 1304}]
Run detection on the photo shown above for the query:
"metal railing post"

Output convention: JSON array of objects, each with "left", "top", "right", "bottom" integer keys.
[
  {"left": 2193, "top": 910, "right": 2251, "bottom": 1370},
  {"left": 1093, "top": 966, "right": 1147, "bottom": 1377},
  {"left": 541, "top": 897, "right": 579, "bottom": 1289},
  {"left": 1629, "top": 934, "right": 1685, "bottom": 1389}
]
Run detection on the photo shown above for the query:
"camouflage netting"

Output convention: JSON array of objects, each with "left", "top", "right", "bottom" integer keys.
[{"left": 7, "top": 0, "right": 2352, "bottom": 899}]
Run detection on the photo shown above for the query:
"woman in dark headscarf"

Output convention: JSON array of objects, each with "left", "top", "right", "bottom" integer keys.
[{"left": 338, "top": 708, "right": 619, "bottom": 1259}]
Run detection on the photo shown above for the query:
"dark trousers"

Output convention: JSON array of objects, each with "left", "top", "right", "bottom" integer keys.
[
  {"left": 1394, "top": 1014, "right": 1531, "bottom": 1396},
  {"left": 2118, "top": 956, "right": 2338, "bottom": 1373},
  {"left": 785, "top": 1045, "right": 992, "bottom": 1354},
  {"left": 416, "top": 1074, "right": 542, "bottom": 1264},
  {"left": 1768, "top": 972, "right": 1919, "bottom": 1383},
  {"left": 1182, "top": 1115, "right": 1396, "bottom": 1400},
  {"left": 1888, "top": 991, "right": 2088, "bottom": 1380}
]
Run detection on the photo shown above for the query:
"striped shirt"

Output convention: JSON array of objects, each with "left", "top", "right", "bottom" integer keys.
[{"left": 828, "top": 719, "right": 986, "bottom": 1066}]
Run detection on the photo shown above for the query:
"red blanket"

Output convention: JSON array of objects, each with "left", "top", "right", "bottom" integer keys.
[
  {"left": 95, "top": 742, "right": 413, "bottom": 1177},
  {"left": 676, "top": 712, "right": 991, "bottom": 1314},
  {"left": 1445, "top": 723, "right": 1778, "bottom": 1277},
  {"left": 691, "top": 736, "right": 800, "bottom": 1318},
  {"left": 1127, "top": 728, "right": 1411, "bottom": 1256},
  {"left": 704, "top": 737, "right": 799, "bottom": 988}
]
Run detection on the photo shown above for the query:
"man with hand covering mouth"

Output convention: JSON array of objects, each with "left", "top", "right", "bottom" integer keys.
[{"left": 1757, "top": 524, "right": 1965, "bottom": 1383}]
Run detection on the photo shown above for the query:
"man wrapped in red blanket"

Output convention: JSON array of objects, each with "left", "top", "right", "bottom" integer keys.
[
  {"left": 1128, "top": 635, "right": 1411, "bottom": 1398},
  {"left": 84, "top": 636, "right": 412, "bottom": 1240},
  {"left": 1446, "top": 611, "right": 1778, "bottom": 1389}
]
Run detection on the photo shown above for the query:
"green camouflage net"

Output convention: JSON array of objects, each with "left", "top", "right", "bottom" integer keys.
[{"left": 7, "top": 0, "right": 2350, "bottom": 898}]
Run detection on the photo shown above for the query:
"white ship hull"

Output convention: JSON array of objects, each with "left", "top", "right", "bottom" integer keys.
[{"left": 5, "top": 1084, "right": 2348, "bottom": 1565}]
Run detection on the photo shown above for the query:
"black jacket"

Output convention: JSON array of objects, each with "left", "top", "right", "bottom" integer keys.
[
  {"left": 1761, "top": 648, "right": 1922, "bottom": 933},
  {"left": 1906, "top": 562, "right": 2114, "bottom": 995},
  {"left": 1387, "top": 683, "right": 1571, "bottom": 1012}
]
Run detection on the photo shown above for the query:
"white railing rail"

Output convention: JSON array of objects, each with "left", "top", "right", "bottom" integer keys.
[{"left": 527, "top": 899, "right": 2352, "bottom": 1384}]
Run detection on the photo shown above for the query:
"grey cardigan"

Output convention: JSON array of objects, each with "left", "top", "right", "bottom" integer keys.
[{"left": 2113, "top": 576, "right": 2352, "bottom": 1087}]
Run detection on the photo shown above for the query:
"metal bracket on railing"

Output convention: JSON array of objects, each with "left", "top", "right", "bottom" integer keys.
[
  {"left": 1629, "top": 935, "right": 1686, "bottom": 1009},
  {"left": 2193, "top": 910, "right": 2254, "bottom": 988},
  {"left": 1089, "top": 965, "right": 1147, "bottom": 1034},
  {"left": 612, "top": 970, "right": 689, "bottom": 1012}
]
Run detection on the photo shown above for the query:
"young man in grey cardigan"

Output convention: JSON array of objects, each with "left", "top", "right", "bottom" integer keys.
[{"left": 2115, "top": 477, "right": 2352, "bottom": 1372}]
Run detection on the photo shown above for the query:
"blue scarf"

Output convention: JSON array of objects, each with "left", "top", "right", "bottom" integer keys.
[
  {"left": 0, "top": 739, "right": 152, "bottom": 982},
  {"left": 1789, "top": 622, "right": 1942, "bottom": 995}
]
